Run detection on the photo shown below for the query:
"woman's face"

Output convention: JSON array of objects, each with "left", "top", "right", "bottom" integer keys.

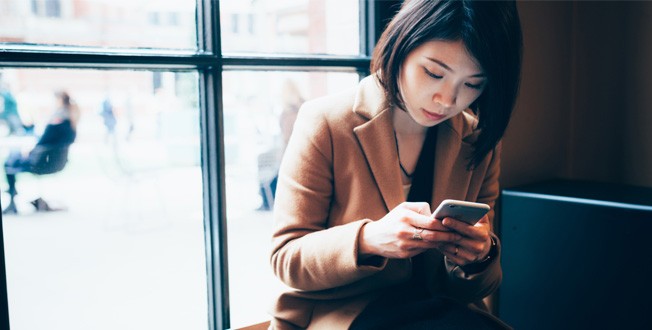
[{"left": 398, "top": 39, "right": 486, "bottom": 127}]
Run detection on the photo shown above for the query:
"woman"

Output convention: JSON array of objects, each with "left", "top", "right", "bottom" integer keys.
[
  {"left": 3, "top": 91, "right": 79, "bottom": 214},
  {"left": 270, "top": 0, "right": 522, "bottom": 328}
]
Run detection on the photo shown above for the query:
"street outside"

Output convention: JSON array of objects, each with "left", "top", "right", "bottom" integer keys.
[{"left": 1, "top": 132, "right": 284, "bottom": 330}]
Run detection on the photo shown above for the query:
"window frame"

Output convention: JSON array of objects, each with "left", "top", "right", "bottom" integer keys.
[{"left": 0, "top": 0, "right": 401, "bottom": 328}]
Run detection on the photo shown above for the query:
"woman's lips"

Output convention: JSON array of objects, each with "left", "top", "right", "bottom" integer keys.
[{"left": 422, "top": 109, "right": 446, "bottom": 121}]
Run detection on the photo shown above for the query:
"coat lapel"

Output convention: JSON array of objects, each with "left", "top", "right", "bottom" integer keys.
[
  {"left": 352, "top": 76, "right": 404, "bottom": 212},
  {"left": 353, "top": 110, "right": 404, "bottom": 212}
]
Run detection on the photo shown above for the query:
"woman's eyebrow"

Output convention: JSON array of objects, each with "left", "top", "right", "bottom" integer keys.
[{"left": 425, "top": 56, "right": 486, "bottom": 78}]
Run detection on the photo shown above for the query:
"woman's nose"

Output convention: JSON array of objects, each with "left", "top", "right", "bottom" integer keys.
[{"left": 433, "top": 83, "right": 457, "bottom": 108}]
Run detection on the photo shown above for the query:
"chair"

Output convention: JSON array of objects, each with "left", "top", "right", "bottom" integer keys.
[{"left": 3, "top": 143, "right": 72, "bottom": 214}]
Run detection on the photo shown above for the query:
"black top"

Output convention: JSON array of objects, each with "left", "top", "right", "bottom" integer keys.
[{"left": 406, "top": 126, "right": 439, "bottom": 205}]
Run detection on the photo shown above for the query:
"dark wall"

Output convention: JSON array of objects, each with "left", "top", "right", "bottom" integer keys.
[
  {"left": 622, "top": 2, "right": 652, "bottom": 186},
  {"left": 570, "top": 1, "right": 630, "bottom": 183},
  {"left": 502, "top": 1, "right": 574, "bottom": 188},
  {"left": 502, "top": 1, "right": 652, "bottom": 189}
]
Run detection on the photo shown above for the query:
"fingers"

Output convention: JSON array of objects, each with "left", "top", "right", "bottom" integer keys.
[
  {"left": 440, "top": 243, "right": 482, "bottom": 266},
  {"left": 394, "top": 203, "right": 449, "bottom": 232},
  {"left": 440, "top": 244, "right": 464, "bottom": 264},
  {"left": 441, "top": 215, "right": 488, "bottom": 240},
  {"left": 379, "top": 202, "right": 465, "bottom": 257},
  {"left": 401, "top": 223, "right": 459, "bottom": 245},
  {"left": 415, "top": 228, "right": 461, "bottom": 243},
  {"left": 379, "top": 203, "right": 495, "bottom": 262},
  {"left": 400, "top": 201, "right": 432, "bottom": 216},
  {"left": 440, "top": 216, "right": 492, "bottom": 258},
  {"left": 389, "top": 203, "right": 449, "bottom": 235}
]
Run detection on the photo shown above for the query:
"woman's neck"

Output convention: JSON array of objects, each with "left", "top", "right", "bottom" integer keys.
[
  {"left": 392, "top": 106, "right": 427, "bottom": 135},
  {"left": 392, "top": 107, "right": 428, "bottom": 181}
]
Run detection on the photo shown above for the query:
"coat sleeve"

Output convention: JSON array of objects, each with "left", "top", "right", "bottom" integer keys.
[
  {"left": 441, "top": 142, "right": 503, "bottom": 303},
  {"left": 270, "top": 104, "right": 387, "bottom": 292}
]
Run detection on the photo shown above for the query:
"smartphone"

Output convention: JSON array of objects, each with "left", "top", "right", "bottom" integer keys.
[{"left": 432, "top": 199, "right": 490, "bottom": 225}]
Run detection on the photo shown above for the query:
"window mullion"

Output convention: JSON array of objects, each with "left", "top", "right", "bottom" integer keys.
[
  {"left": 199, "top": 66, "right": 230, "bottom": 330},
  {"left": 361, "top": 0, "right": 374, "bottom": 58},
  {"left": 0, "top": 48, "right": 216, "bottom": 70},
  {"left": 200, "top": 1, "right": 230, "bottom": 330},
  {"left": 0, "top": 218, "right": 9, "bottom": 330}
]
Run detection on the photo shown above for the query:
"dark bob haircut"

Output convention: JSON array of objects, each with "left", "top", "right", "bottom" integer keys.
[{"left": 371, "top": 0, "right": 523, "bottom": 168}]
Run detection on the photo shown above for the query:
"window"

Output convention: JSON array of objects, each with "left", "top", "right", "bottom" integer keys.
[
  {"left": 220, "top": 0, "right": 360, "bottom": 55},
  {"left": 31, "top": 0, "right": 61, "bottom": 18},
  {"left": 2, "top": 0, "right": 196, "bottom": 50},
  {"left": 230, "top": 13, "right": 239, "bottom": 34},
  {"left": 0, "top": 1, "right": 392, "bottom": 329},
  {"left": 1, "top": 69, "right": 206, "bottom": 330}
]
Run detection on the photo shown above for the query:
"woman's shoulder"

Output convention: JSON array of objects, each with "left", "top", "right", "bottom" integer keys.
[
  {"left": 300, "top": 88, "right": 356, "bottom": 116},
  {"left": 298, "top": 75, "right": 385, "bottom": 128},
  {"left": 296, "top": 88, "right": 369, "bottom": 131}
]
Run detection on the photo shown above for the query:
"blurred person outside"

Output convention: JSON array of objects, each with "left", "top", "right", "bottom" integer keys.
[
  {"left": 3, "top": 91, "right": 80, "bottom": 214},
  {"left": 0, "top": 73, "right": 26, "bottom": 136},
  {"left": 279, "top": 80, "right": 305, "bottom": 148},
  {"left": 124, "top": 90, "right": 136, "bottom": 141},
  {"left": 100, "top": 94, "right": 117, "bottom": 142},
  {"left": 256, "top": 79, "right": 304, "bottom": 211}
]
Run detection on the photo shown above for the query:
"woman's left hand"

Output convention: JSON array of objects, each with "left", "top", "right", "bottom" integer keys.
[{"left": 437, "top": 215, "right": 492, "bottom": 266}]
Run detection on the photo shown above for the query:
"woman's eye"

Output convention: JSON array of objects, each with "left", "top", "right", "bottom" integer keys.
[
  {"left": 423, "top": 68, "right": 443, "bottom": 79},
  {"left": 465, "top": 82, "right": 484, "bottom": 90}
]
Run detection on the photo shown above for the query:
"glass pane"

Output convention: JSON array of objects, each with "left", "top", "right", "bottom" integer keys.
[
  {"left": 220, "top": 0, "right": 360, "bottom": 56},
  {"left": 223, "top": 70, "right": 360, "bottom": 328},
  {"left": 0, "top": 0, "right": 197, "bottom": 50},
  {"left": 0, "top": 69, "right": 206, "bottom": 330}
]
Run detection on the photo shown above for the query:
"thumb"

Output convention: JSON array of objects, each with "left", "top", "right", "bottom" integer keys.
[{"left": 400, "top": 201, "right": 432, "bottom": 216}]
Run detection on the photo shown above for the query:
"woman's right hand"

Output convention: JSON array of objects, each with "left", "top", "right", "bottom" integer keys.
[{"left": 358, "top": 202, "right": 462, "bottom": 259}]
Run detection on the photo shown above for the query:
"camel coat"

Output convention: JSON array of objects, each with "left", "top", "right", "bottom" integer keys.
[{"left": 269, "top": 75, "right": 503, "bottom": 329}]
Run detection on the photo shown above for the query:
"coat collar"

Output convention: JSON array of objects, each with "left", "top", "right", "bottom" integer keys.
[{"left": 352, "top": 75, "right": 478, "bottom": 212}]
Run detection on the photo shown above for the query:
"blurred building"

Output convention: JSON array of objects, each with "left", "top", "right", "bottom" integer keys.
[{"left": 0, "top": 0, "right": 356, "bottom": 125}]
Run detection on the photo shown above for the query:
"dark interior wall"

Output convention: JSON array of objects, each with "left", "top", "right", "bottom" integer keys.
[
  {"left": 501, "top": 1, "right": 573, "bottom": 188},
  {"left": 623, "top": 2, "right": 652, "bottom": 187},
  {"left": 501, "top": 1, "right": 652, "bottom": 189},
  {"left": 569, "top": 1, "right": 630, "bottom": 184}
]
